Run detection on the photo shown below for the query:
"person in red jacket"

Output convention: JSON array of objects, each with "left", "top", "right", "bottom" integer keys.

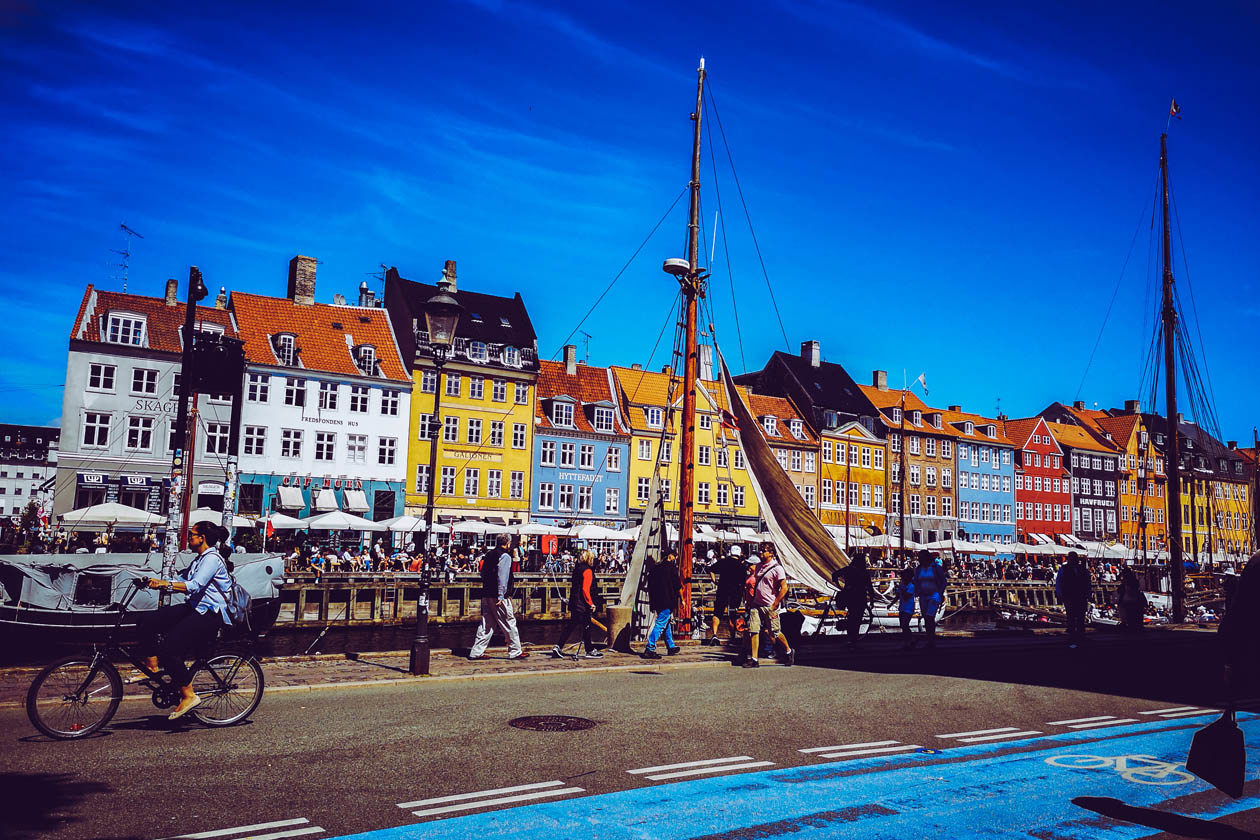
[{"left": 551, "top": 550, "right": 603, "bottom": 659}]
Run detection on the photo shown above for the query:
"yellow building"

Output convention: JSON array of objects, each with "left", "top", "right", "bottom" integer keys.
[
  {"left": 1177, "top": 428, "right": 1252, "bottom": 558},
  {"left": 818, "top": 420, "right": 886, "bottom": 538},
  {"left": 384, "top": 262, "right": 537, "bottom": 525}
]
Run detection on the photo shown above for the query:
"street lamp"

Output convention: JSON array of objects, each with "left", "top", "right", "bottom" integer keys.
[{"left": 410, "top": 270, "right": 462, "bottom": 676}]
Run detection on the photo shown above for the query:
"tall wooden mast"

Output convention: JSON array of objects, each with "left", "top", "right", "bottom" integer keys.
[
  {"left": 667, "top": 58, "right": 707, "bottom": 635},
  {"left": 1160, "top": 132, "right": 1186, "bottom": 623}
]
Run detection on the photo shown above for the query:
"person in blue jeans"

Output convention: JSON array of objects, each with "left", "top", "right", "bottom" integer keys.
[{"left": 642, "top": 550, "right": 682, "bottom": 660}]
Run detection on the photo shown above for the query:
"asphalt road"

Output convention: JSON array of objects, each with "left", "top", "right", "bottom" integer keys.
[{"left": 2, "top": 634, "right": 1257, "bottom": 840}]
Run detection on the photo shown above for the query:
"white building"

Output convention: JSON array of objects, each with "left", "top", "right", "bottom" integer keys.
[{"left": 0, "top": 424, "right": 59, "bottom": 520}]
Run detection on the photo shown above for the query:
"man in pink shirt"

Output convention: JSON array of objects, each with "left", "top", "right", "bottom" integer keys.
[{"left": 743, "top": 543, "right": 794, "bottom": 668}]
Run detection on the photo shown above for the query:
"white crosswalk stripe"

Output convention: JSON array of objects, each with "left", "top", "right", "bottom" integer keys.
[
  {"left": 936, "top": 727, "right": 1019, "bottom": 739},
  {"left": 955, "top": 730, "right": 1042, "bottom": 743},
  {"left": 161, "top": 818, "right": 324, "bottom": 840},
  {"left": 814, "top": 744, "right": 924, "bottom": 759},
  {"left": 1046, "top": 715, "right": 1139, "bottom": 729},
  {"left": 1155, "top": 709, "right": 1218, "bottom": 719},
  {"left": 935, "top": 727, "right": 1042, "bottom": 744},
  {"left": 799, "top": 740, "right": 899, "bottom": 754},
  {"left": 1138, "top": 706, "right": 1200, "bottom": 715},
  {"left": 627, "top": 755, "right": 775, "bottom": 781},
  {"left": 398, "top": 781, "right": 585, "bottom": 819}
]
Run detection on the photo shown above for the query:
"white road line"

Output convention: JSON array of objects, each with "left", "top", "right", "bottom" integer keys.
[
  {"left": 1157, "top": 709, "right": 1218, "bottom": 719},
  {"left": 1067, "top": 718, "right": 1139, "bottom": 729},
  {"left": 398, "top": 780, "right": 564, "bottom": 809},
  {"left": 817, "top": 744, "right": 922, "bottom": 759},
  {"left": 936, "top": 727, "right": 1019, "bottom": 739},
  {"left": 627, "top": 756, "right": 754, "bottom": 775},
  {"left": 799, "top": 740, "right": 899, "bottom": 754},
  {"left": 162, "top": 819, "right": 316, "bottom": 840},
  {"left": 239, "top": 829, "right": 324, "bottom": 840},
  {"left": 1046, "top": 715, "right": 1119, "bottom": 726},
  {"left": 957, "top": 730, "right": 1043, "bottom": 743},
  {"left": 411, "top": 787, "right": 585, "bottom": 818},
  {"left": 1139, "top": 706, "right": 1199, "bottom": 715},
  {"left": 644, "top": 761, "right": 775, "bottom": 781}
]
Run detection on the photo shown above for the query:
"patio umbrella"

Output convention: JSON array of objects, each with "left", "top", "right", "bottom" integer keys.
[
  {"left": 610, "top": 526, "right": 640, "bottom": 541},
  {"left": 257, "top": 512, "right": 307, "bottom": 530},
  {"left": 301, "top": 510, "right": 386, "bottom": 531},
  {"left": 189, "top": 507, "right": 252, "bottom": 529},
  {"left": 514, "top": 522, "right": 565, "bottom": 536},
  {"left": 376, "top": 514, "right": 427, "bottom": 533},
  {"left": 58, "top": 502, "right": 166, "bottom": 529},
  {"left": 567, "top": 524, "right": 622, "bottom": 540}
]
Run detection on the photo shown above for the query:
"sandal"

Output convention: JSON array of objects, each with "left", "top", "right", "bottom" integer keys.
[
  {"left": 168, "top": 695, "right": 202, "bottom": 720},
  {"left": 124, "top": 671, "right": 154, "bottom": 685}
]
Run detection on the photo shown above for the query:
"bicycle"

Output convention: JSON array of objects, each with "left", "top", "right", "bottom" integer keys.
[
  {"left": 26, "top": 578, "right": 264, "bottom": 740},
  {"left": 1044, "top": 753, "right": 1195, "bottom": 785}
]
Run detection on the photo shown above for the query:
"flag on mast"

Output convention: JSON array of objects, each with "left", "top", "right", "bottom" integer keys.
[
  {"left": 1170, "top": 99, "right": 1181, "bottom": 119},
  {"left": 915, "top": 372, "right": 929, "bottom": 395}
]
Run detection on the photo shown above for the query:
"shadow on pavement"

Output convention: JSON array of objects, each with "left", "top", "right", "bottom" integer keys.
[
  {"left": 0, "top": 772, "right": 115, "bottom": 840},
  {"left": 1073, "top": 796, "right": 1260, "bottom": 839}
]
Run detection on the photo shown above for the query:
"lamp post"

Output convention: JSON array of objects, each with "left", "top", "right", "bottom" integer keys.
[{"left": 410, "top": 270, "right": 462, "bottom": 676}]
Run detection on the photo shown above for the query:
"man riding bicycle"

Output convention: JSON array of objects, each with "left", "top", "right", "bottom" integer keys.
[{"left": 135, "top": 521, "right": 234, "bottom": 720}]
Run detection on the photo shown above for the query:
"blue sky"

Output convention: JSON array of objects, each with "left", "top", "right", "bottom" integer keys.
[{"left": 2, "top": 0, "right": 1257, "bottom": 441}]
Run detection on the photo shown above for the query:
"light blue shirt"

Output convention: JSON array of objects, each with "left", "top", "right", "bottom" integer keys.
[{"left": 179, "top": 548, "right": 233, "bottom": 625}]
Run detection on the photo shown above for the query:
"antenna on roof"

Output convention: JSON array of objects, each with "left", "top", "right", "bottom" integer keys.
[
  {"left": 578, "top": 330, "right": 592, "bottom": 364},
  {"left": 110, "top": 223, "right": 144, "bottom": 292}
]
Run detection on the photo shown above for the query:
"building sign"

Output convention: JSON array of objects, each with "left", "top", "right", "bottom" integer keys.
[
  {"left": 557, "top": 472, "right": 604, "bottom": 483},
  {"left": 198, "top": 481, "right": 225, "bottom": 495},
  {"left": 77, "top": 472, "right": 107, "bottom": 486},
  {"left": 281, "top": 475, "right": 364, "bottom": 490}
]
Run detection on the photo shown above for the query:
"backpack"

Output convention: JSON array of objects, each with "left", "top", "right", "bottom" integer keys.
[{"left": 215, "top": 573, "right": 254, "bottom": 633}]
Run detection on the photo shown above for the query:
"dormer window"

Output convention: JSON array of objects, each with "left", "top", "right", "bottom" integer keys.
[
  {"left": 501, "top": 346, "right": 521, "bottom": 367},
  {"left": 195, "top": 322, "right": 224, "bottom": 336},
  {"left": 930, "top": 413, "right": 942, "bottom": 429},
  {"left": 762, "top": 416, "right": 778, "bottom": 436},
  {"left": 354, "top": 345, "right": 378, "bottom": 376},
  {"left": 890, "top": 407, "right": 902, "bottom": 424},
  {"left": 467, "top": 341, "right": 489, "bottom": 362},
  {"left": 106, "top": 313, "right": 146, "bottom": 346},
  {"left": 273, "top": 333, "right": 298, "bottom": 366},
  {"left": 645, "top": 407, "right": 664, "bottom": 428},
  {"left": 963, "top": 421, "right": 974, "bottom": 435},
  {"left": 500, "top": 316, "right": 512, "bottom": 327},
  {"left": 594, "top": 408, "right": 615, "bottom": 432},
  {"left": 985, "top": 425, "right": 995, "bottom": 438},
  {"left": 552, "top": 401, "right": 574, "bottom": 428},
  {"left": 790, "top": 419, "right": 804, "bottom": 439},
  {"left": 911, "top": 411, "right": 921, "bottom": 427}
]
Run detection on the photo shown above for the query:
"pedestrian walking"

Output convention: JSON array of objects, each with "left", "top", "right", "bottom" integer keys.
[
  {"left": 1055, "top": 551, "right": 1092, "bottom": 648},
  {"left": 552, "top": 550, "right": 603, "bottom": 659},
  {"left": 742, "top": 542, "right": 794, "bottom": 668},
  {"left": 838, "top": 549, "right": 877, "bottom": 649},
  {"left": 896, "top": 566, "right": 917, "bottom": 649},
  {"left": 706, "top": 545, "right": 746, "bottom": 646},
  {"left": 468, "top": 535, "right": 528, "bottom": 661},
  {"left": 1116, "top": 567, "right": 1146, "bottom": 632},
  {"left": 642, "top": 550, "right": 682, "bottom": 659},
  {"left": 914, "top": 550, "right": 947, "bottom": 649}
]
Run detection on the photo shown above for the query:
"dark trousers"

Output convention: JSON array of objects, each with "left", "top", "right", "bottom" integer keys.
[
  {"left": 899, "top": 610, "right": 914, "bottom": 641},
  {"left": 1065, "top": 601, "right": 1087, "bottom": 640},
  {"left": 137, "top": 604, "right": 221, "bottom": 686},
  {"left": 555, "top": 611, "right": 594, "bottom": 653},
  {"left": 844, "top": 600, "right": 866, "bottom": 642}
]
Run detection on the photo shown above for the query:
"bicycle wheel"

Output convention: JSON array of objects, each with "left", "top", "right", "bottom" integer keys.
[
  {"left": 1045, "top": 754, "right": 1112, "bottom": 769},
  {"left": 26, "top": 656, "right": 122, "bottom": 739},
  {"left": 189, "top": 655, "right": 264, "bottom": 726}
]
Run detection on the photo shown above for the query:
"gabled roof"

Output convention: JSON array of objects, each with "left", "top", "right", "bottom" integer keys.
[
  {"left": 70, "top": 285, "right": 237, "bottom": 354},
  {"left": 1000, "top": 416, "right": 1061, "bottom": 455},
  {"left": 761, "top": 351, "right": 867, "bottom": 408},
  {"left": 855, "top": 385, "right": 957, "bottom": 437},
  {"left": 535, "top": 360, "right": 630, "bottom": 436},
  {"left": 1046, "top": 421, "right": 1120, "bottom": 455},
  {"left": 824, "top": 421, "right": 882, "bottom": 443},
  {"left": 941, "top": 408, "right": 1012, "bottom": 447},
  {"left": 747, "top": 393, "right": 817, "bottom": 446},
  {"left": 1093, "top": 415, "right": 1140, "bottom": 448},
  {"left": 230, "top": 292, "right": 409, "bottom": 383}
]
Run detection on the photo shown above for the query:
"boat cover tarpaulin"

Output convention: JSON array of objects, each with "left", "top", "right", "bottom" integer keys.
[
  {"left": 717, "top": 349, "right": 844, "bottom": 594},
  {"left": 0, "top": 552, "right": 285, "bottom": 614}
]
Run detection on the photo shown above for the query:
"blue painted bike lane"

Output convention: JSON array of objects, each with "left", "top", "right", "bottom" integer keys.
[{"left": 334, "top": 714, "right": 1260, "bottom": 839}]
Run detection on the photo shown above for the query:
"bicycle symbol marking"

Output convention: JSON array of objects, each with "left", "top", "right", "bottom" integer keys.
[{"left": 1045, "top": 753, "right": 1195, "bottom": 786}]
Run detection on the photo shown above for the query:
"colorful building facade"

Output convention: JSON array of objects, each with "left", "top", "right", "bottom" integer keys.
[
  {"left": 945, "top": 408, "right": 1015, "bottom": 554},
  {"left": 818, "top": 420, "right": 887, "bottom": 538},
  {"left": 1044, "top": 420, "right": 1121, "bottom": 544},
  {"left": 1002, "top": 416, "right": 1071, "bottom": 543}
]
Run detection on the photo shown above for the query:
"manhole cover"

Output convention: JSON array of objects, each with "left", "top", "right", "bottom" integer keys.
[{"left": 509, "top": 715, "right": 597, "bottom": 732}]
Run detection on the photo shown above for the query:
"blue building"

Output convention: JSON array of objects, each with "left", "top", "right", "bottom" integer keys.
[
  {"left": 946, "top": 409, "right": 1016, "bottom": 560},
  {"left": 530, "top": 350, "right": 630, "bottom": 528}
]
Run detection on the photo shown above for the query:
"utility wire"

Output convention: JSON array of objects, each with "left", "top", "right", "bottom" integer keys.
[{"left": 702, "top": 102, "right": 746, "bottom": 373}]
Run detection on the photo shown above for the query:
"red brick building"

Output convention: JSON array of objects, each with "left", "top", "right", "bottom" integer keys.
[{"left": 1001, "top": 416, "right": 1072, "bottom": 543}]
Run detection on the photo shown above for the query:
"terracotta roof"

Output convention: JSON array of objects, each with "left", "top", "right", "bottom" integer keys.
[
  {"left": 230, "top": 292, "right": 409, "bottom": 383},
  {"left": 1046, "top": 421, "right": 1120, "bottom": 455},
  {"left": 747, "top": 393, "right": 817, "bottom": 445},
  {"left": 535, "top": 360, "right": 629, "bottom": 436},
  {"left": 70, "top": 285, "right": 237, "bottom": 354},
  {"left": 855, "top": 384, "right": 958, "bottom": 437},
  {"left": 1093, "top": 415, "right": 1140, "bottom": 448},
  {"left": 941, "top": 408, "right": 1013, "bottom": 446},
  {"left": 999, "top": 417, "right": 1042, "bottom": 449}
]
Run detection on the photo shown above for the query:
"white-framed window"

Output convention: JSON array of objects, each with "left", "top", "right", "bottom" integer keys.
[
  {"left": 416, "top": 464, "right": 430, "bottom": 493},
  {"left": 204, "top": 422, "right": 229, "bottom": 455},
  {"left": 860, "top": 447, "right": 871, "bottom": 468},
  {"left": 486, "top": 470, "right": 502, "bottom": 498},
  {"left": 440, "top": 466, "right": 457, "bottom": 495},
  {"left": 698, "top": 445, "right": 711, "bottom": 466},
  {"left": 512, "top": 423, "right": 527, "bottom": 449},
  {"left": 776, "top": 449, "right": 789, "bottom": 470},
  {"left": 273, "top": 333, "right": 297, "bottom": 366},
  {"left": 560, "top": 442, "right": 576, "bottom": 468},
  {"left": 926, "top": 466, "right": 937, "bottom": 487},
  {"left": 541, "top": 440, "right": 557, "bottom": 466},
  {"left": 638, "top": 439, "right": 652, "bottom": 460},
  {"left": 733, "top": 449, "right": 745, "bottom": 470},
  {"left": 243, "top": 426, "right": 266, "bottom": 456},
  {"left": 579, "top": 444, "right": 594, "bottom": 470},
  {"left": 578, "top": 485, "right": 593, "bottom": 513},
  {"left": 699, "top": 414, "right": 712, "bottom": 430},
  {"left": 106, "top": 313, "right": 145, "bottom": 346},
  {"left": 875, "top": 485, "right": 885, "bottom": 509},
  {"left": 908, "top": 436, "right": 921, "bottom": 455},
  {"left": 890, "top": 407, "right": 902, "bottom": 424},
  {"left": 873, "top": 448, "right": 885, "bottom": 470},
  {"left": 850, "top": 483, "right": 860, "bottom": 506},
  {"left": 381, "top": 389, "right": 400, "bottom": 416},
  {"left": 790, "top": 419, "right": 804, "bottom": 439},
  {"left": 552, "top": 402, "right": 574, "bottom": 427},
  {"left": 910, "top": 494, "right": 921, "bottom": 515},
  {"left": 502, "top": 346, "right": 521, "bottom": 367},
  {"left": 762, "top": 416, "right": 778, "bottom": 436},
  {"left": 660, "top": 440, "right": 672, "bottom": 463},
  {"left": 510, "top": 471, "right": 524, "bottom": 499},
  {"left": 558, "top": 484, "right": 574, "bottom": 511},
  {"left": 443, "top": 416, "right": 458, "bottom": 443},
  {"left": 314, "top": 431, "right": 335, "bottom": 461},
  {"left": 489, "top": 421, "right": 504, "bottom": 447},
  {"left": 467, "top": 341, "right": 489, "bottom": 363},
  {"left": 284, "top": 378, "right": 306, "bottom": 407},
  {"left": 464, "top": 469, "right": 480, "bottom": 497},
  {"left": 661, "top": 479, "right": 672, "bottom": 502},
  {"left": 445, "top": 373, "right": 461, "bottom": 397},
  {"left": 515, "top": 383, "right": 529, "bottom": 405},
  {"left": 605, "top": 487, "right": 620, "bottom": 514},
  {"left": 469, "top": 376, "right": 484, "bottom": 400},
  {"left": 131, "top": 368, "right": 158, "bottom": 395},
  {"left": 417, "top": 413, "right": 435, "bottom": 440},
  {"left": 941, "top": 439, "right": 952, "bottom": 458},
  {"left": 791, "top": 450, "right": 802, "bottom": 471},
  {"left": 821, "top": 479, "right": 833, "bottom": 505},
  {"left": 347, "top": 434, "right": 367, "bottom": 463},
  {"left": 247, "top": 373, "right": 269, "bottom": 403},
  {"left": 733, "top": 485, "right": 745, "bottom": 507},
  {"left": 645, "top": 407, "right": 664, "bottom": 428},
  {"left": 606, "top": 448, "right": 621, "bottom": 472},
  {"left": 594, "top": 408, "right": 615, "bottom": 432},
  {"left": 354, "top": 345, "right": 377, "bottom": 376},
  {"left": 909, "top": 465, "right": 921, "bottom": 486},
  {"left": 716, "top": 447, "right": 728, "bottom": 468},
  {"left": 467, "top": 418, "right": 482, "bottom": 444},
  {"left": 281, "top": 428, "right": 302, "bottom": 458},
  {"left": 126, "top": 415, "right": 154, "bottom": 451},
  {"left": 88, "top": 363, "right": 116, "bottom": 392},
  {"left": 805, "top": 484, "right": 816, "bottom": 508},
  {"left": 492, "top": 379, "right": 507, "bottom": 402},
  {"left": 349, "top": 386, "right": 369, "bottom": 413},
  {"left": 637, "top": 477, "right": 650, "bottom": 502},
  {"left": 718, "top": 483, "right": 730, "bottom": 506},
  {"left": 421, "top": 370, "right": 437, "bottom": 393},
  {"left": 822, "top": 441, "right": 833, "bottom": 463},
  {"left": 698, "top": 482, "right": 711, "bottom": 505},
  {"left": 925, "top": 438, "right": 937, "bottom": 457}
]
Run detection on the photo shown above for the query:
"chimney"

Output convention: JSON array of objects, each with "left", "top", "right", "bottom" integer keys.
[
  {"left": 287, "top": 255, "right": 317, "bottom": 305},
  {"left": 1228, "top": 440, "right": 1238, "bottom": 450},
  {"left": 800, "top": 340, "right": 820, "bottom": 368},
  {"left": 1124, "top": 399, "right": 1140, "bottom": 414},
  {"left": 563, "top": 344, "right": 577, "bottom": 375},
  {"left": 443, "top": 260, "right": 457, "bottom": 293},
  {"left": 1073, "top": 400, "right": 1085, "bottom": 410},
  {"left": 699, "top": 344, "right": 715, "bottom": 380},
  {"left": 998, "top": 413, "right": 1008, "bottom": 421},
  {"left": 358, "top": 281, "right": 375, "bottom": 308},
  {"left": 333, "top": 293, "right": 346, "bottom": 306},
  {"left": 948, "top": 405, "right": 961, "bottom": 412},
  {"left": 631, "top": 363, "right": 642, "bottom": 370},
  {"left": 214, "top": 286, "right": 227, "bottom": 310},
  {"left": 661, "top": 365, "right": 671, "bottom": 374},
  {"left": 164, "top": 278, "right": 179, "bottom": 307},
  {"left": 873, "top": 370, "right": 888, "bottom": 391}
]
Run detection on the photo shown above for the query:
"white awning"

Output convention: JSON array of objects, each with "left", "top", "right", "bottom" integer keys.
[
  {"left": 1059, "top": 534, "right": 1085, "bottom": 548},
  {"left": 342, "top": 489, "right": 369, "bottom": 513},
  {"left": 313, "top": 488, "right": 339, "bottom": 512},
  {"left": 276, "top": 485, "right": 305, "bottom": 510}
]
